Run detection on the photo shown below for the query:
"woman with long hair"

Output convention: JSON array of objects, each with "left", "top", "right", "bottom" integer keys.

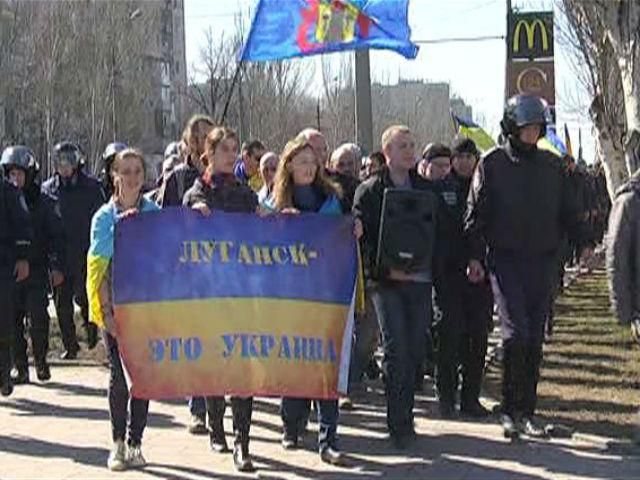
[
  {"left": 266, "top": 136, "right": 354, "bottom": 466},
  {"left": 86, "top": 149, "right": 159, "bottom": 471}
]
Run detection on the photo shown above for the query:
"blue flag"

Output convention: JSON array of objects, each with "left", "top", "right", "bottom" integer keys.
[{"left": 240, "top": 0, "right": 419, "bottom": 62}]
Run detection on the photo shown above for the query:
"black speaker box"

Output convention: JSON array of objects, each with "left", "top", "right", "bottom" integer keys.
[{"left": 376, "top": 188, "right": 437, "bottom": 273}]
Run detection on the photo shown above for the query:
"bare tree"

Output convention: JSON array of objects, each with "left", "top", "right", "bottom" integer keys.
[
  {"left": 559, "top": 0, "right": 640, "bottom": 196},
  {"left": 1, "top": 0, "right": 158, "bottom": 176}
]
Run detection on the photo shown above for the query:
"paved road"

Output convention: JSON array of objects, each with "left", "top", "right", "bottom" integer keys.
[{"left": 0, "top": 366, "right": 637, "bottom": 479}]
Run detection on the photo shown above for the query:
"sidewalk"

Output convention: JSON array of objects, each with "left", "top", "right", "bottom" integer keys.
[{"left": 0, "top": 366, "right": 637, "bottom": 480}]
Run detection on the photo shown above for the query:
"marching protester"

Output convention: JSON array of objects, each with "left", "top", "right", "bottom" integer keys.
[
  {"left": 432, "top": 137, "right": 492, "bottom": 418},
  {"left": 464, "top": 94, "right": 591, "bottom": 439},
  {"left": 327, "top": 143, "right": 361, "bottom": 212},
  {"left": 0, "top": 166, "right": 31, "bottom": 397},
  {"left": 265, "top": 134, "right": 350, "bottom": 465},
  {"left": 160, "top": 114, "right": 215, "bottom": 207},
  {"left": 42, "top": 142, "right": 105, "bottom": 360},
  {"left": 145, "top": 142, "right": 182, "bottom": 205},
  {"left": 257, "top": 151, "right": 278, "bottom": 205},
  {"left": 1, "top": 146, "right": 65, "bottom": 384},
  {"left": 352, "top": 125, "right": 440, "bottom": 449},
  {"left": 184, "top": 126, "right": 259, "bottom": 473},
  {"left": 156, "top": 114, "right": 215, "bottom": 434},
  {"left": 361, "top": 151, "right": 385, "bottom": 181},
  {"left": 606, "top": 135, "right": 640, "bottom": 444},
  {"left": 87, "top": 148, "right": 159, "bottom": 471},
  {"left": 418, "top": 143, "right": 452, "bottom": 181},
  {"left": 234, "top": 139, "right": 266, "bottom": 193}
]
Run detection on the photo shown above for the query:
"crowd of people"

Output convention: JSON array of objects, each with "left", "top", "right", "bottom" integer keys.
[{"left": 0, "top": 93, "right": 624, "bottom": 474}]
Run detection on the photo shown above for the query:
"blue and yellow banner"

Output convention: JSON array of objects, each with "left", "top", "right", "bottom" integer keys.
[
  {"left": 240, "top": 0, "right": 419, "bottom": 62},
  {"left": 113, "top": 209, "right": 357, "bottom": 400}
]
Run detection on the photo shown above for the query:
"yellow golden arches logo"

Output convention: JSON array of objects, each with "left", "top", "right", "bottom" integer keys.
[{"left": 513, "top": 19, "right": 549, "bottom": 53}]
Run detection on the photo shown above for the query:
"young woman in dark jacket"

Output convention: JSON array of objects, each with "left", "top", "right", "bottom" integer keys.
[{"left": 183, "top": 126, "right": 258, "bottom": 473}]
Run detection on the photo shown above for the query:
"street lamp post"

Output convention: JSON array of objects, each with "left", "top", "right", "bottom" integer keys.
[{"left": 111, "top": 8, "right": 143, "bottom": 141}]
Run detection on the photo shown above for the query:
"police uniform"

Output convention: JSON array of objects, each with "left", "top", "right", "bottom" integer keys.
[
  {"left": 14, "top": 189, "right": 65, "bottom": 381},
  {"left": 464, "top": 95, "right": 587, "bottom": 438},
  {"left": 41, "top": 143, "right": 105, "bottom": 358},
  {"left": 0, "top": 178, "right": 32, "bottom": 396}
]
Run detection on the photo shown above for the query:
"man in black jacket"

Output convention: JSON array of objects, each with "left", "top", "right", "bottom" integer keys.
[
  {"left": 353, "top": 125, "right": 440, "bottom": 449},
  {"left": 0, "top": 175, "right": 31, "bottom": 396},
  {"left": 464, "top": 95, "right": 590, "bottom": 439},
  {"left": 433, "top": 137, "right": 493, "bottom": 419},
  {"left": 42, "top": 142, "right": 105, "bottom": 359},
  {"left": 1, "top": 146, "right": 65, "bottom": 383}
]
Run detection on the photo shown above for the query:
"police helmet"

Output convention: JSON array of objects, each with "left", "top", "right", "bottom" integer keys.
[
  {"left": 102, "top": 142, "right": 128, "bottom": 174},
  {"left": 164, "top": 141, "right": 181, "bottom": 160},
  {"left": 500, "top": 94, "right": 548, "bottom": 139},
  {"left": 0, "top": 146, "right": 40, "bottom": 185},
  {"left": 53, "top": 141, "right": 83, "bottom": 168}
]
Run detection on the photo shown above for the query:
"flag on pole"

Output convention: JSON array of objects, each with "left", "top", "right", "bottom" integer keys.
[
  {"left": 451, "top": 114, "right": 496, "bottom": 153},
  {"left": 537, "top": 126, "right": 566, "bottom": 157},
  {"left": 564, "top": 123, "right": 574, "bottom": 157},
  {"left": 240, "top": 0, "right": 419, "bottom": 62}
]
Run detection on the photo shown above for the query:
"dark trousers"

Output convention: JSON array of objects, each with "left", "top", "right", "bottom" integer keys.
[
  {"left": 349, "top": 292, "right": 379, "bottom": 388},
  {"left": 206, "top": 396, "right": 253, "bottom": 449},
  {"left": 13, "top": 272, "right": 50, "bottom": 368},
  {"left": 280, "top": 398, "right": 339, "bottom": 451},
  {"left": 435, "top": 274, "right": 492, "bottom": 407},
  {"left": 104, "top": 331, "right": 149, "bottom": 446},
  {"left": 371, "top": 281, "right": 432, "bottom": 436},
  {"left": 489, "top": 251, "right": 555, "bottom": 418},
  {"left": 54, "top": 269, "right": 89, "bottom": 352},
  {"left": 189, "top": 396, "right": 206, "bottom": 418},
  {"left": 0, "top": 268, "right": 15, "bottom": 380}
]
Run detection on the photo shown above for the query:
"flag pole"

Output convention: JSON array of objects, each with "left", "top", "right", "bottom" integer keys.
[{"left": 220, "top": 59, "right": 244, "bottom": 125}]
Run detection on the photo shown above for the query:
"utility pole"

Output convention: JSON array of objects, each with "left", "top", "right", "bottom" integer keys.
[
  {"left": 355, "top": 49, "right": 373, "bottom": 154},
  {"left": 505, "top": 0, "right": 512, "bottom": 102}
]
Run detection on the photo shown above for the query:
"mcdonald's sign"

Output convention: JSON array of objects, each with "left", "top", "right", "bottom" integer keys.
[{"left": 508, "top": 12, "right": 554, "bottom": 59}]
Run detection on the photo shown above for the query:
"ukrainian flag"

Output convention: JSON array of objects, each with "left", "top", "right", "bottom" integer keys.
[
  {"left": 111, "top": 209, "right": 357, "bottom": 400},
  {"left": 452, "top": 114, "right": 496, "bottom": 153}
]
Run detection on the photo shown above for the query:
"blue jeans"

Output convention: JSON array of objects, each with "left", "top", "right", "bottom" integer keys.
[
  {"left": 189, "top": 396, "right": 206, "bottom": 418},
  {"left": 372, "top": 280, "right": 432, "bottom": 436},
  {"left": 280, "top": 398, "right": 339, "bottom": 451}
]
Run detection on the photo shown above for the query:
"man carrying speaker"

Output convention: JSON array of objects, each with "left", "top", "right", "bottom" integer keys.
[
  {"left": 464, "top": 95, "right": 591, "bottom": 440},
  {"left": 432, "top": 136, "right": 493, "bottom": 419},
  {"left": 353, "top": 125, "right": 442, "bottom": 449}
]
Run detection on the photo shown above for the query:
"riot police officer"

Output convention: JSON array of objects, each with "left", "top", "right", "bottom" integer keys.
[
  {"left": 99, "top": 142, "right": 128, "bottom": 199},
  {"left": 1, "top": 146, "right": 65, "bottom": 383},
  {"left": 0, "top": 172, "right": 31, "bottom": 396},
  {"left": 464, "top": 95, "right": 590, "bottom": 439},
  {"left": 42, "top": 142, "right": 105, "bottom": 359}
]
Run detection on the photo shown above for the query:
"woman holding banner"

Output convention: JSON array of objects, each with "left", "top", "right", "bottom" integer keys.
[
  {"left": 86, "top": 149, "right": 159, "bottom": 471},
  {"left": 183, "top": 126, "right": 259, "bottom": 473},
  {"left": 266, "top": 135, "right": 359, "bottom": 466}
]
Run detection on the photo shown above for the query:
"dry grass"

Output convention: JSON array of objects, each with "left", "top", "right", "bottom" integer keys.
[{"left": 484, "top": 269, "right": 640, "bottom": 440}]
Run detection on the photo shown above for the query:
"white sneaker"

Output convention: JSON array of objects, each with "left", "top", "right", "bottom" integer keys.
[
  {"left": 107, "top": 440, "right": 127, "bottom": 471},
  {"left": 126, "top": 444, "right": 146, "bottom": 468}
]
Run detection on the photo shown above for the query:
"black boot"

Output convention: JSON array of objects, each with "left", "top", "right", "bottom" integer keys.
[
  {"left": 233, "top": 443, "right": 255, "bottom": 472},
  {"left": 11, "top": 365, "right": 29, "bottom": 385},
  {"left": 36, "top": 362, "right": 51, "bottom": 382},
  {"left": 1, "top": 369, "right": 13, "bottom": 397},
  {"left": 86, "top": 323, "right": 98, "bottom": 350}
]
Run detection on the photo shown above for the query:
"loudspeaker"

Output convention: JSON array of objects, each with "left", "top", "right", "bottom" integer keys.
[{"left": 376, "top": 188, "right": 437, "bottom": 274}]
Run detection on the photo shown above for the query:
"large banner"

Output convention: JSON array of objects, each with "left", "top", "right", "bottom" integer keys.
[{"left": 112, "top": 209, "right": 357, "bottom": 400}]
